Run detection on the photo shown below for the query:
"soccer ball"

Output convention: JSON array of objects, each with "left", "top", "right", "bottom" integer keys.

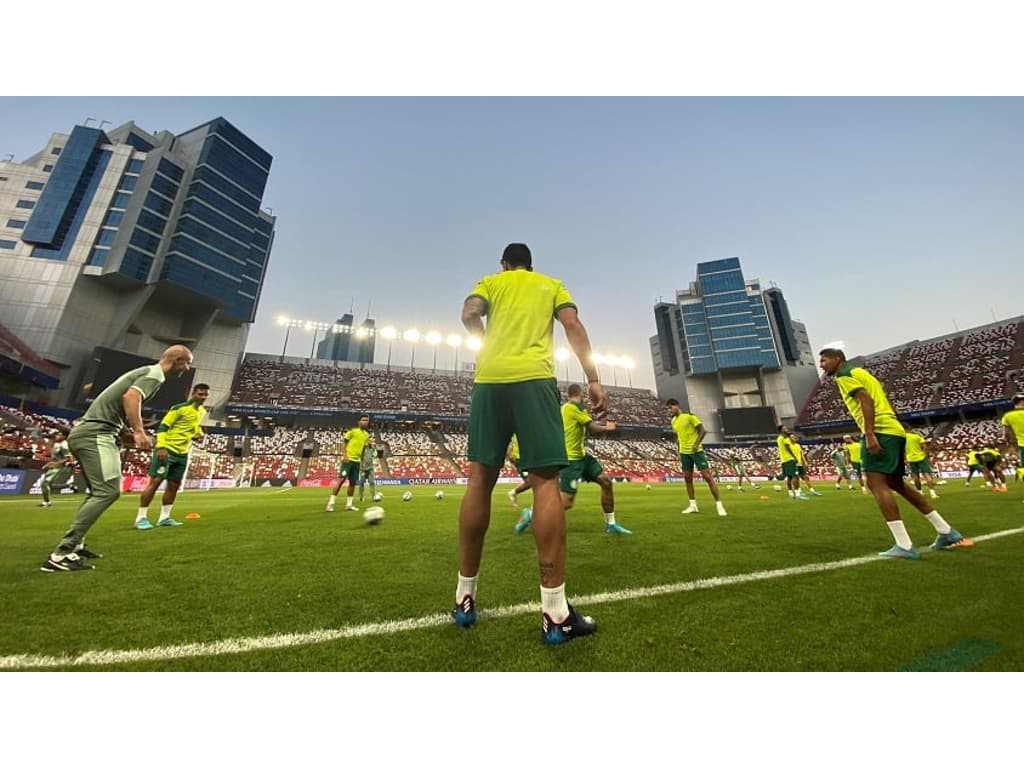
[
  {"left": 363, "top": 506, "right": 385, "bottom": 525},
  {"left": 435, "top": 490, "right": 445, "bottom": 500},
  {"left": 644, "top": 483, "right": 651, "bottom": 491},
  {"left": 372, "top": 492, "right": 384, "bottom": 502},
  {"left": 402, "top": 491, "right": 413, "bottom": 502},
  {"left": 773, "top": 484, "right": 782, "bottom": 492},
  {"left": 726, "top": 484, "right": 733, "bottom": 490}
]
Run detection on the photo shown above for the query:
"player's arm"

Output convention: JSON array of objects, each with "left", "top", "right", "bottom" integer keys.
[
  {"left": 1006, "top": 423, "right": 1017, "bottom": 451},
  {"left": 853, "top": 391, "right": 880, "bottom": 455},
  {"left": 586, "top": 420, "right": 616, "bottom": 435},
  {"left": 123, "top": 388, "right": 153, "bottom": 449},
  {"left": 557, "top": 306, "right": 607, "bottom": 419},
  {"left": 154, "top": 408, "right": 181, "bottom": 459},
  {"left": 695, "top": 423, "right": 707, "bottom": 451},
  {"left": 461, "top": 297, "right": 487, "bottom": 337}
]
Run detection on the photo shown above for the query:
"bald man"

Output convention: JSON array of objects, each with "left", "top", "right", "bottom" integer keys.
[{"left": 41, "top": 345, "right": 194, "bottom": 572}]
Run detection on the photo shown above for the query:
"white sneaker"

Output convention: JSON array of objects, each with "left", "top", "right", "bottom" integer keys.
[
  {"left": 681, "top": 506, "right": 698, "bottom": 515},
  {"left": 717, "top": 506, "right": 728, "bottom": 517},
  {"left": 325, "top": 505, "right": 335, "bottom": 512},
  {"left": 346, "top": 505, "right": 359, "bottom": 512}
]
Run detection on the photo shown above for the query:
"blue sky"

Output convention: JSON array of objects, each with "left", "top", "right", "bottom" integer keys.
[{"left": 3, "top": 96, "right": 1022, "bottom": 390}]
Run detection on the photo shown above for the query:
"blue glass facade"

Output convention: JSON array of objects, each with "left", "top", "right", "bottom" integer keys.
[
  {"left": 161, "top": 118, "right": 272, "bottom": 322},
  {"left": 22, "top": 126, "right": 107, "bottom": 249},
  {"left": 678, "top": 258, "right": 781, "bottom": 374}
]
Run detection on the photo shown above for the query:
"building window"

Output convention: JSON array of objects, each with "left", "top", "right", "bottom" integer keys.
[
  {"left": 6, "top": 219, "right": 26, "bottom": 229},
  {"left": 119, "top": 176, "right": 138, "bottom": 191},
  {"left": 25, "top": 180, "right": 45, "bottom": 190},
  {"left": 51, "top": 147, "right": 63, "bottom": 155},
  {"left": 127, "top": 158, "right": 145, "bottom": 174},
  {"left": 43, "top": 164, "right": 54, "bottom": 172},
  {"left": 16, "top": 200, "right": 35, "bottom": 209},
  {"left": 110, "top": 192, "right": 132, "bottom": 209},
  {"left": 87, "top": 247, "right": 109, "bottom": 267},
  {"left": 0, "top": 239, "right": 17, "bottom": 249},
  {"left": 103, "top": 210, "right": 124, "bottom": 228}
]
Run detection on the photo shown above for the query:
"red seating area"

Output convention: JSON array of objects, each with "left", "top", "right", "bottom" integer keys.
[{"left": 797, "top": 319, "right": 1023, "bottom": 427}]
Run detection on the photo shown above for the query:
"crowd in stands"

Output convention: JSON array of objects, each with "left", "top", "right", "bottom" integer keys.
[
  {"left": 798, "top": 319, "right": 1023, "bottom": 426},
  {"left": 229, "top": 357, "right": 666, "bottom": 425}
]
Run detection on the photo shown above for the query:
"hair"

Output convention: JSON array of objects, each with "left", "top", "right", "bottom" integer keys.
[
  {"left": 665, "top": 398, "right": 679, "bottom": 407},
  {"left": 818, "top": 347, "right": 846, "bottom": 361},
  {"left": 777, "top": 425, "right": 787, "bottom": 433},
  {"left": 358, "top": 414, "right": 370, "bottom": 420},
  {"left": 192, "top": 383, "right": 210, "bottom": 392},
  {"left": 567, "top": 383, "right": 583, "bottom": 397},
  {"left": 502, "top": 242, "right": 533, "bottom": 270}
]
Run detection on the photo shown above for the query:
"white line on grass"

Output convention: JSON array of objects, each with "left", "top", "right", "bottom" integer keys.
[{"left": 3, "top": 526, "right": 1022, "bottom": 670}]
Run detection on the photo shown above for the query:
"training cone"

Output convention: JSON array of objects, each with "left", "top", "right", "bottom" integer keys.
[{"left": 185, "top": 513, "right": 201, "bottom": 519}]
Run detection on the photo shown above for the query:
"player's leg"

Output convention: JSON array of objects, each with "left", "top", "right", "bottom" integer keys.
[
  {"left": 593, "top": 463, "right": 629, "bottom": 533},
  {"left": 681, "top": 454, "right": 698, "bottom": 512}
]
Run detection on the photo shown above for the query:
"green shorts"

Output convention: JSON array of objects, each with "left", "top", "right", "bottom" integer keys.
[
  {"left": 861, "top": 434, "right": 906, "bottom": 476},
  {"left": 338, "top": 461, "right": 360, "bottom": 484},
  {"left": 680, "top": 451, "right": 710, "bottom": 472},
  {"left": 833, "top": 462, "right": 850, "bottom": 476},
  {"left": 796, "top": 464, "right": 808, "bottom": 478},
  {"left": 149, "top": 449, "right": 189, "bottom": 483},
  {"left": 560, "top": 455, "right": 605, "bottom": 494},
  {"left": 968, "top": 463, "right": 983, "bottom": 472},
  {"left": 468, "top": 379, "right": 567, "bottom": 471},
  {"left": 513, "top": 459, "right": 529, "bottom": 481},
  {"left": 851, "top": 461, "right": 862, "bottom": 473},
  {"left": 908, "top": 459, "right": 933, "bottom": 475},
  {"left": 782, "top": 460, "right": 798, "bottom": 478}
]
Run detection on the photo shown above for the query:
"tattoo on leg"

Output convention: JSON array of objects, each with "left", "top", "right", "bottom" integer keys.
[{"left": 539, "top": 561, "right": 554, "bottom": 581}]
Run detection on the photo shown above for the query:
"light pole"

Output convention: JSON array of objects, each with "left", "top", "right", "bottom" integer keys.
[
  {"left": 605, "top": 355, "right": 620, "bottom": 387},
  {"left": 380, "top": 326, "right": 397, "bottom": 372},
  {"left": 555, "top": 347, "right": 571, "bottom": 383},
  {"left": 277, "top": 316, "right": 293, "bottom": 360},
  {"left": 622, "top": 357, "right": 635, "bottom": 388},
  {"left": 404, "top": 329, "right": 421, "bottom": 372},
  {"left": 447, "top": 334, "right": 462, "bottom": 376},
  {"left": 426, "top": 331, "right": 442, "bottom": 373}
]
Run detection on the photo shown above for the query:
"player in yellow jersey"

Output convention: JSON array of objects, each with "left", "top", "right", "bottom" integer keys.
[
  {"left": 901, "top": 424, "right": 939, "bottom": 500},
  {"left": 560, "top": 384, "right": 630, "bottom": 533},
  {"left": 452, "top": 243, "right": 606, "bottom": 644},
  {"left": 136, "top": 383, "right": 210, "bottom": 529},
  {"left": 843, "top": 434, "right": 868, "bottom": 494},
  {"left": 326, "top": 415, "right": 372, "bottom": 512},
  {"left": 667, "top": 399, "right": 727, "bottom": 516},
  {"left": 819, "top": 347, "right": 971, "bottom": 559},
  {"left": 1002, "top": 394, "right": 1024, "bottom": 501}
]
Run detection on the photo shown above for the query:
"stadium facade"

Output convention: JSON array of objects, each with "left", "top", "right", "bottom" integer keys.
[
  {"left": 649, "top": 258, "right": 818, "bottom": 442},
  {"left": 0, "top": 118, "right": 276, "bottom": 410}
]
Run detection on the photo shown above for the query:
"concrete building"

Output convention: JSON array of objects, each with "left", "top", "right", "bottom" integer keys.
[
  {"left": 0, "top": 118, "right": 276, "bottom": 411},
  {"left": 649, "top": 258, "right": 819, "bottom": 442}
]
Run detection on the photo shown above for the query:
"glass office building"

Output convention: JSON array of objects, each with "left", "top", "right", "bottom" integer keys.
[{"left": 0, "top": 118, "right": 276, "bottom": 409}]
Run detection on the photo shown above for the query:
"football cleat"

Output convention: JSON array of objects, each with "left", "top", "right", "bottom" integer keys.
[
  {"left": 135, "top": 519, "right": 154, "bottom": 530},
  {"left": 604, "top": 522, "right": 631, "bottom": 535},
  {"left": 40, "top": 552, "right": 93, "bottom": 572},
  {"left": 514, "top": 507, "right": 533, "bottom": 534},
  {"left": 451, "top": 594, "right": 477, "bottom": 627},
  {"left": 157, "top": 518, "right": 183, "bottom": 527},
  {"left": 878, "top": 544, "right": 920, "bottom": 560},
  {"left": 74, "top": 545, "right": 102, "bottom": 559},
  {"left": 931, "top": 529, "right": 973, "bottom": 550},
  {"left": 541, "top": 603, "right": 597, "bottom": 645}
]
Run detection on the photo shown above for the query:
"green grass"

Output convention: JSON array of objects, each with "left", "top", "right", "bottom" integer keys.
[{"left": 1, "top": 482, "right": 1022, "bottom": 671}]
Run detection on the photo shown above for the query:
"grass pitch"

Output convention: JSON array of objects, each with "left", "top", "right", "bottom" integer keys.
[{"left": 1, "top": 481, "right": 1022, "bottom": 671}]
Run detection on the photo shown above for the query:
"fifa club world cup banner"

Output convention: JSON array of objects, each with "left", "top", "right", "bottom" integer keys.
[{"left": 0, "top": 469, "right": 27, "bottom": 495}]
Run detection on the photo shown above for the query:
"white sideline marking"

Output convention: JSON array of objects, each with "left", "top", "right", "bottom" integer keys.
[{"left": 3, "top": 527, "right": 1022, "bottom": 670}]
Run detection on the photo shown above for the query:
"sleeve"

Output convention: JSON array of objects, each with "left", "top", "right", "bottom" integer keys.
[
  {"left": 553, "top": 280, "right": 577, "bottom": 314},
  {"left": 195, "top": 407, "right": 206, "bottom": 438},
  {"left": 576, "top": 408, "right": 593, "bottom": 427},
  {"left": 130, "top": 370, "right": 164, "bottom": 401},
  {"left": 467, "top": 277, "right": 490, "bottom": 315}
]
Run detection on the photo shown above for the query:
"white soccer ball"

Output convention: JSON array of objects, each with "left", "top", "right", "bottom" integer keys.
[
  {"left": 435, "top": 490, "right": 445, "bottom": 500},
  {"left": 363, "top": 506, "right": 385, "bottom": 525},
  {"left": 402, "top": 491, "right": 413, "bottom": 501},
  {"left": 372, "top": 492, "right": 384, "bottom": 502},
  {"left": 727, "top": 484, "right": 733, "bottom": 490},
  {"left": 644, "top": 483, "right": 651, "bottom": 491},
  {"left": 773, "top": 484, "right": 782, "bottom": 492}
]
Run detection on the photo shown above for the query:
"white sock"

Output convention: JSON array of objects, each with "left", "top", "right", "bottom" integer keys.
[
  {"left": 924, "top": 511, "right": 951, "bottom": 534},
  {"left": 345, "top": 497, "right": 355, "bottom": 508},
  {"left": 789, "top": 490, "right": 796, "bottom": 498},
  {"left": 929, "top": 489, "right": 938, "bottom": 498},
  {"left": 886, "top": 520, "right": 914, "bottom": 549},
  {"left": 604, "top": 512, "right": 616, "bottom": 525},
  {"left": 716, "top": 500, "right": 726, "bottom": 512},
  {"left": 136, "top": 507, "right": 149, "bottom": 523},
  {"left": 328, "top": 494, "right": 337, "bottom": 506},
  {"left": 456, "top": 573, "right": 477, "bottom": 603},
  {"left": 687, "top": 498, "right": 698, "bottom": 509},
  {"left": 158, "top": 504, "right": 173, "bottom": 523},
  {"left": 540, "top": 584, "right": 569, "bottom": 623}
]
